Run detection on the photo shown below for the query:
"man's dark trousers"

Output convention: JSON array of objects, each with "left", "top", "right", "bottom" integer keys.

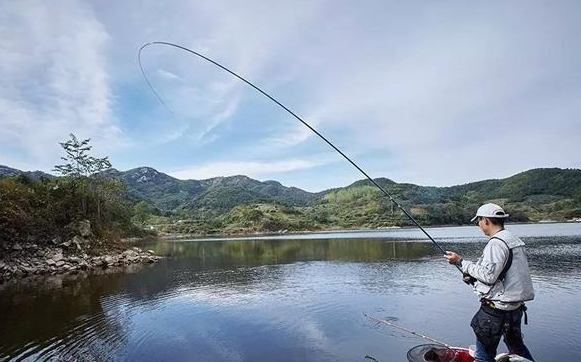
[{"left": 471, "top": 304, "right": 535, "bottom": 362}]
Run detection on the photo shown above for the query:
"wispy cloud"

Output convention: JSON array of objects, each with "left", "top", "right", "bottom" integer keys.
[
  {"left": 2, "top": 0, "right": 579, "bottom": 190},
  {"left": 157, "top": 69, "right": 180, "bottom": 81},
  {"left": 190, "top": 93, "right": 241, "bottom": 145},
  {"left": 259, "top": 109, "right": 323, "bottom": 149},
  {"left": 155, "top": 124, "right": 189, "bottom": 145},
  {"left": 169, "top": 157, "right": 332, "bottom": 181},
  {"left": 262, "top": 124, "right": 313, "bottom": 149},
  {"left": 0, "top": 0, "right": 128, "bottom": 170}
]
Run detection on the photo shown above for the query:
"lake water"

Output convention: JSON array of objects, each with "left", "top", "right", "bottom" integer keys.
[{"left": 1, "top": 223, "right": 580, "bottom": 361}]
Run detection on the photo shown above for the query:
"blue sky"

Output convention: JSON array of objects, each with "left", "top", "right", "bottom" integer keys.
[{"left": 1, "top": 1, "right": 580, "bottom": 192}]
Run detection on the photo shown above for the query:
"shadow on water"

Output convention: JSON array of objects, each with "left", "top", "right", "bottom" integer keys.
[{"left": 150, "top": 238, "right": 438, "bottom": 266}]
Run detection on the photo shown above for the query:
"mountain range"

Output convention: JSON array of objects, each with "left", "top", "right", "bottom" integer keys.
[
  {"left": 2, "top": 165, "right": 580, "bottom": 232},
  {"left": 100, "top": 167, "right": 317, "bottom": 212},
  {"left": 0, "top": 165, "right": 54, "bottom": 181}
]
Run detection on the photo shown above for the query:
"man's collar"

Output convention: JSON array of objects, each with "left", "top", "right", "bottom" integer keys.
[{"left": 490, "top": 228, "right": 505, "bottom": 238}]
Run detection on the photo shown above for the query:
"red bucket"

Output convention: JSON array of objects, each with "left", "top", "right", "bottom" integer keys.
[{"left": 407, "top": 344, "right": 474, "bottom": 362}]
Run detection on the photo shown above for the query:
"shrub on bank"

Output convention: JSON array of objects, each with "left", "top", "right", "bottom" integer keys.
[
  {"left": 0, "top": 174, "right": 146, "bottom": 250},
  {"left": 0, "top": 134, "right": 151, "bottom": 251}
]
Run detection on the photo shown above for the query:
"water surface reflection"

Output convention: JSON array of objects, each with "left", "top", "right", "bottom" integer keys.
[{"left": 1, "top": 224, "right": 580, "bottom": 361}]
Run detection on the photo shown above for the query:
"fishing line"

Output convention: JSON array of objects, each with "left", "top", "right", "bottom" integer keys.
[
  {"left": 138, "top": 41, "right": 461, "bottom": 273},
  {"left": 363, "top": 313, "right": 450, "bottom": 347}
]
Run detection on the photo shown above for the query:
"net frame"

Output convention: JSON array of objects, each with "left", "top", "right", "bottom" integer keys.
[{"left": 406, "top": 344, "right": 472, "bottom": 362}]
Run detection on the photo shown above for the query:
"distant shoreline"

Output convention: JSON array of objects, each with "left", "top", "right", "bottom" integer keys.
[{"left": 154, "top": 220, "right": 581, "bottom": 242}]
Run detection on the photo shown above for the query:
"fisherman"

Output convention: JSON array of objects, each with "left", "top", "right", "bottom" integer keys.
[{"left": 444, "top": 203, "right": 535, "bottom": 362}]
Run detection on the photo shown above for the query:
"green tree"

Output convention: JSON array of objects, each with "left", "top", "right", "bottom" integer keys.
[
  {"left": 0, "top": 178, "right": 34, "bottom": 244},
  {"left": 52, "top": 134, "right": 113, "bottom": 220},
  {"left": 50, "top": 134, "right": 139, "bottom": 240},
  {"left": 0, "top": 135, "right": 149, "bottom": 249},
  {"left": 53, "top": 133, "right": 111, "bottom": 177},
  {"left": 134, "top": 201, "right": 152, "bottom": 225}
]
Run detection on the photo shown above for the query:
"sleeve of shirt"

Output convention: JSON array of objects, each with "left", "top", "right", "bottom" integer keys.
[{"left": 460, "top": 239, "right": 510, "bottom": 285}]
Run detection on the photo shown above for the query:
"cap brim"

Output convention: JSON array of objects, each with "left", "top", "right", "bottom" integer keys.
[{"left": 471, "top": 214, "right": 509, "bottom": 222}]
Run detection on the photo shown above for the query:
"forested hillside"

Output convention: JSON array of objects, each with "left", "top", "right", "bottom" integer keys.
[{"left": 2, "top": 163, "right": 580, "bottom": 237}]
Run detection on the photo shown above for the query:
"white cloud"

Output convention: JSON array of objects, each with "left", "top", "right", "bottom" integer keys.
[
  {"left": 0, "top": 0, "right": 128, "bottom": 170},
  {"left": 157, "top": 69, "right": 180, "bottom": 81},
  {"left": 190, "top": 93, "right": 241, "bottom": 145},
  {"left": 112, "top": 0, "right": 328, "bottom": 145},
  {"left": 3, "top": 0, "right": 579, "bottom": 190},
  {"left": 169, "top": 157, "right": 331, "bottom": 180},
  {"left": 262, "top": 124, "right": 313, "bottom": 149},
  {"left": 287, "top": 1, "right": 581, "bottom": 186},
  {"left": 259, "top": 110, "right": 323, "bottom": 150},
  {"left": 156, "top": 124, "right": 189, "bottom": 145}
]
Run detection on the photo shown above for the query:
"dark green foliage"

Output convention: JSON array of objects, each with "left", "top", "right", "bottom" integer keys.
[
  {"left": 0, "top": 135, "right": 148, "bottom": 249},
  {"left": 0, "top": 177, "right": 37, "bottom": 244},
  {"left": 0, "top": 175, "right": 140, "bottom": 247},
  {"left": 98, "top": 169, "right": 317, "bottom": 214},
  {"left": 133, "top": 201, "right": 153, "bottom": 225},
  {"left": 2, "top": 157, "right": 580, "bottom": 238},
  {"left": 187, "top": 186, "right": 268, "bottom": 211},
  {"left": 53, "top": 134, "right": 112, "bottom": 177},
  {"left": 494, "top": 168, "right": 581, "bottom": 201},
  {"left": 124, "top": 167, "right": 581, "bottom": 235},
  {"left": 217, "top": 204, "right": 320, "bottom": 234}
]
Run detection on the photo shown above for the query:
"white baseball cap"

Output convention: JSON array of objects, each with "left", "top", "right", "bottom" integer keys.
[{"left": 470, "top": 203, "right": 509, "bottom": 222}]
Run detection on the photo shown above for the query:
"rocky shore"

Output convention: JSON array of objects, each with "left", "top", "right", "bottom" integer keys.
[
  {"left": 0, "top": 243, "right": 161, "bottom": 284},
  {"left": 0, "top": 219, "right": 163, "bottom": 284}
]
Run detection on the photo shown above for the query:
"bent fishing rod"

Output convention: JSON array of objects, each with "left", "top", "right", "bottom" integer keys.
[{"left": 138, "top": 41, "right": 462, "bottom": 273}]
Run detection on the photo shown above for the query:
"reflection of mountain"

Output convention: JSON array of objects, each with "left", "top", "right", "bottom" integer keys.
[
  {"left": 0, "top": 237, "right": 440, "bottom": 356},
  {"left": 0, "top": 272, "right": 131, "bottom": 360},
  {"left": 149, "top": 238, "right": 438, "bottom": 267},
  {"left": 2, "top": 235, "right": 581, "bottom": 361}
]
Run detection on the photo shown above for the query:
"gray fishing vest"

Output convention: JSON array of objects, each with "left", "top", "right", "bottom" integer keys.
[{"left": 482, "top": 229, "right": 535, "bottom": 304}]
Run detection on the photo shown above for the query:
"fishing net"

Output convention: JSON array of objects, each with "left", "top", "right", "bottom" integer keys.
[{"left": 406, "top": 344, "right": 473, "bottom": 362}]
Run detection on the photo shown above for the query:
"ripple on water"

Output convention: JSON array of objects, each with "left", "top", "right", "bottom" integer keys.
[
  {"left": 5, "top": 312, "right": 123, "bottom": 361},
  {"left": 2, "top": 230, "right": 581, "bottom": 362}
]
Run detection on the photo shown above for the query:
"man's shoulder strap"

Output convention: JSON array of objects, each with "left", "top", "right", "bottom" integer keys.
[{"left": 490, "top": 236, "right": 513, "bottom": 282}]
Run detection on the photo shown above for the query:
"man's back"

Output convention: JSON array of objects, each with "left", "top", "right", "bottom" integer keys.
[{"left": 491, "top": 229, "right": 534, "bottom": 308}]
